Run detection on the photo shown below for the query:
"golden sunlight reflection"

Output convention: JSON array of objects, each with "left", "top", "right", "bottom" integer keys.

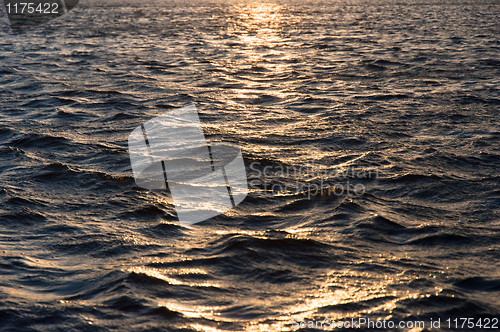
[
  {"left": 242, "top": 270, "right": 426, "bottom": 332},
  {"left": 147, "top": 263, "right": 431, "bottom": 332},
  {"left": 128, "top": 267, "right": 220, "bottom": 288},
  {"left": 231, "top": 2, "right": 285, "bottom": 46},
  {"left": 222, "top": 2, "right": 292, "bottom": 86}
]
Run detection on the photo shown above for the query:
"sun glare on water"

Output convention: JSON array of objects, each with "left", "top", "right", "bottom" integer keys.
[{"left": 231, "top": 2, "right": 285, "bottom": 46}]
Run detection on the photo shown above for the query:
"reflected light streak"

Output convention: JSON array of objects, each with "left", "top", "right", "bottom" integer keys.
[
  {"left": 232, "top": 2, "right": 285, "bottom": 44},
  {"left": 128, "top": 267, "right": 220, "bottom": 288}
]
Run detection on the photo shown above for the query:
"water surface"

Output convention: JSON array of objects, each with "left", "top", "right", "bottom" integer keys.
[{"left": 0, "top": 0, "right": 500, "bottom": 330}]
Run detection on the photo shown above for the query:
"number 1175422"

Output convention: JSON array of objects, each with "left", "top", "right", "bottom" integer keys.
[
  {"left": 6, "top": 2, "right": 59, "bottom": 14},
  {"left": 446, "top": 318, "right": 498, "bottom": 329}
]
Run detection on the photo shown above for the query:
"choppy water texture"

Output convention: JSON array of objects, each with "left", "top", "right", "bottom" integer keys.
[{"left": 1, "top": 0, "right": 500, "bottom": 330}]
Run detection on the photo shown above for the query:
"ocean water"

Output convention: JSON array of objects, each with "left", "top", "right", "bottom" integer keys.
[{"left": 1, "top": 0, "right": 500, "bottom": 330}]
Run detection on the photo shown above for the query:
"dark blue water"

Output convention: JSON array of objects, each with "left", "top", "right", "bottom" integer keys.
[{"left": 1, "top": 0, "right": 500, "bottom": 330}]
